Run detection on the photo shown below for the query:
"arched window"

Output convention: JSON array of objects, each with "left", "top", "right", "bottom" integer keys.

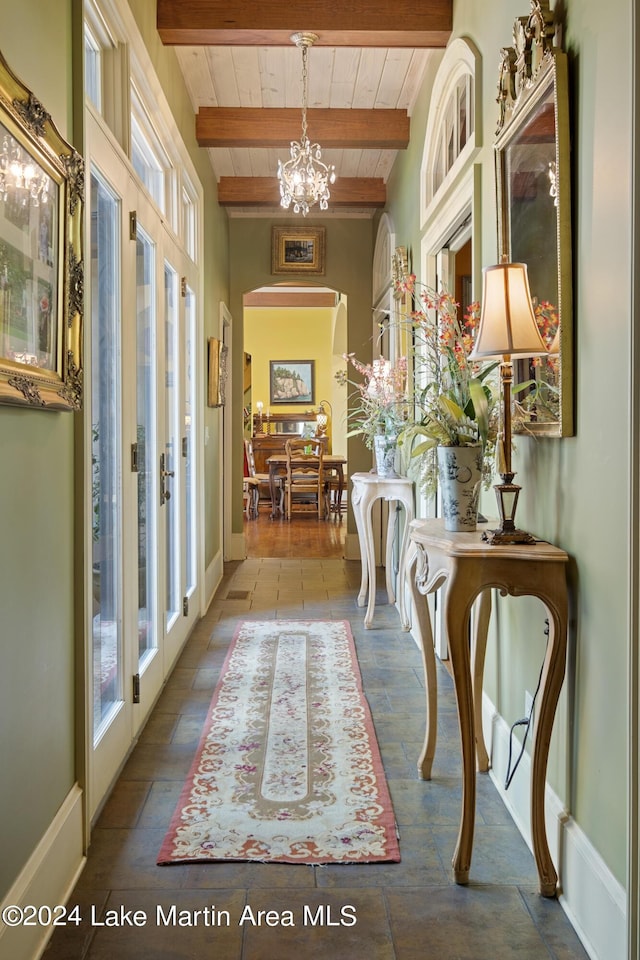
[
  {"left": 420, "top": 38, "right": 481, "bottom": 226},
  {"left": 372, "top": 213, "right": 395, "bottom": 308}
]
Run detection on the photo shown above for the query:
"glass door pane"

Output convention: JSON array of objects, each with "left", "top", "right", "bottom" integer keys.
[
  {"left": 184, "top": 285, "right": 196, "bottom": 596},
  {"left": 90, "top": 170, "right": 122, "bottom": 739},
  {"left": 164, "top": 262, "right": 180, "bottom": 628},
  {"left": 136, "top": 227, "right": 158, "bottom": 666}
]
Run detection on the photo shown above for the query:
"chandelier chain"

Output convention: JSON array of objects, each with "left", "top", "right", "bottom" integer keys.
[
  {"left": 276, "top": 31, "right": 336, "bottom": 217},
  {"left": 300, "top": 43, "right": 308, "bottom": 143}
]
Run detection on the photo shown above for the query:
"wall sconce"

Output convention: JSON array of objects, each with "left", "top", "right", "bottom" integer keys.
[{"left": 469, "top": 261, "right": 548, "bottom": 544}]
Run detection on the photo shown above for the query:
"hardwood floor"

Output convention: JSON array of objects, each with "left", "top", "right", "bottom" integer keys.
[{"left": 244, "top": 499, "right": 346, "bottom": 559}]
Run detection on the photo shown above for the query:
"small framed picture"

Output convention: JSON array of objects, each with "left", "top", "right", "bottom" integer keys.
[
  {"left": 207, "top": 337, "right": 228, "bottom": 407},
  {"left": 269, "top": 360, "right": 315, "bottom": 405},
  {"left": 271, "top": 226, "right": 326, "bottom": 275}
]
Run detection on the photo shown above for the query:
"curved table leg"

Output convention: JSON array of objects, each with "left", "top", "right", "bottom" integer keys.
[
  {"left": 363, "top": 496, "right": 378, "bottom": 628},
  {"left": 531, "top": 588, "right": 568, "bottom": 896},
  {"left": 471, "top": 589, "right": 492, "bottom": 773},
  {"left": 444, "top": 575, "right": 476, "bottom": 885},
  {"left": 268, "top": 469, "right": 279, "bottom": 519},
  {"left": 396, "top": 494, "right": 414, "bottom": 631},
  {"left": 351, "top": 485, "right": 369, "bottom": 609},
  {"left": 406, "top": 544, "right": 438, "bottom": 780},
  {"left": 385, "top": 501, "right": 398, "bottom": 604}
]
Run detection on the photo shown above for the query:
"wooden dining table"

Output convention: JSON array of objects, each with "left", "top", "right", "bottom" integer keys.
[{"left": 266, "top": 453, "right": 347, "bottom": 519}]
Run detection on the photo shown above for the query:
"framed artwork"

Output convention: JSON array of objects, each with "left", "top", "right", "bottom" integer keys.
[
  {"left": 271, "top": 226, "right": 325, "bottom": 275},
  {"left": 208, "top": 337, "right": 228, "bottom": 407},
  {"left": 0, "top": 51, "right": 83, "bottom": 410},
  {"left": 269, "top": 360, "right": 315, "bottom": 405}
]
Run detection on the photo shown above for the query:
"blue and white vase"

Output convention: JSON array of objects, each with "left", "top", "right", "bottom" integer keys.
[
  {"left": 373, "top": 433, "right": 398, "bottom": 478},
  {"left": 437, "top": 444, "right": 483, "bottom": 531}
]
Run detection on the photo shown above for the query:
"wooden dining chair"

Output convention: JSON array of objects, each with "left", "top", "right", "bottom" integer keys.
[
  {"left": 284, "top": 438, "right": 326, "bottom": 520},
  {"left": 244, "top": 438, "right": 281, "bottom": 514}
]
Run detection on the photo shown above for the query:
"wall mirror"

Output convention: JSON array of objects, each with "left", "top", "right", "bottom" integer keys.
[{"left": 495, "top": 0, "right": 572, "bottom": 436}]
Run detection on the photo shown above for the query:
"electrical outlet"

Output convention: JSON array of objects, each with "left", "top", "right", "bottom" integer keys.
[{"left": 525, "top": 690, "right": 534, "bottom": 720}]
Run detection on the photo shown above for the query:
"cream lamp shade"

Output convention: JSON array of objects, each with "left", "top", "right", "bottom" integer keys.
[{"left": 469, "top": 262, "right": 548, "bottom": 361}]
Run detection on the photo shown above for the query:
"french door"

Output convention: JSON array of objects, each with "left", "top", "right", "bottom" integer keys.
[{"left": 87, "top": 114, "right": 199, "bottom": 816}]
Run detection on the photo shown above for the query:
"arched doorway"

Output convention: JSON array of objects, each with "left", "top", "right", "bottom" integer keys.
[{"left": 241, "top": 282, "right": 348, "bottom": 558}]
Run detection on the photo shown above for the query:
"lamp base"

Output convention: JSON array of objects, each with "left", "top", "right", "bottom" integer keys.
[
  {"left": 482, "top": 478, "right": 536, "bottom": 544},
  {"left": 481, "top": 525, "right": 537, "bottom": 545}
]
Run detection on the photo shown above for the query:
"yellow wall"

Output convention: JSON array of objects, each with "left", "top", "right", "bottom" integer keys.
[{"left": 244, "top": 305, "right": 335, "bottom": 419}]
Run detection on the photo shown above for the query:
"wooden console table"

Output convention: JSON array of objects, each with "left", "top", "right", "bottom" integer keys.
[
  {"left": 351, "top": 472, "right": 414, "bottom": 629},
  {"left": 406, "top": 518, "right": 569, "bottom": 897}
]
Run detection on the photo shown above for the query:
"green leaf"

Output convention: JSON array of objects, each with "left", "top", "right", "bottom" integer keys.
[
  {"left": 469, "top": 378, "right": 489, "bottom": 445},
  {"left": 438, "top": 395, "right": 467, "bottom": 422}
]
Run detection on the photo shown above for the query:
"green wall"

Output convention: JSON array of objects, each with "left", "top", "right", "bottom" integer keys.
[
  {"left": 385, "top": 0, "right": 631, "bottom": 887},
  {"left": 229, "top": 218, "right": 375, "bottom": 535},
  {"left": 0, "top": 0, "right": 76, "bottom": 901}
]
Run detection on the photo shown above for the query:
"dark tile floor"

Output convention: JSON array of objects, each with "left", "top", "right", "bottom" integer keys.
[{"left": 44, "top": 558, "right": 589, "bottom": 960}]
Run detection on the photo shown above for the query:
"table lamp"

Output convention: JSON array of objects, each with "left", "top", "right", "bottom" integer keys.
[
  {"left": 315, "top": 400, "right": 332, "bottom": 438},
  {"left": 468, "top": 261, "right": 548, "bottom": 544}
]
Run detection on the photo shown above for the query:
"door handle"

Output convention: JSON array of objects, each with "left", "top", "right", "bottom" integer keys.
[{"left": 160, "top": 452, "right": 175, "bottom": 505}]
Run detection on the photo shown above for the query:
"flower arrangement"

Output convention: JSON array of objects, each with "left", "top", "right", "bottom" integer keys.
[
  {"left": 392, "top": 272, "right": 499, "bottom": 496},
  {"left": 334, "top": 272, "right": 503, "bottom": 495},
  {"left": 335, "top": 353, "right": 408, "bottom": 448},
  {"left": 514, "top": 300, "right": 560, "bottom": 425}
]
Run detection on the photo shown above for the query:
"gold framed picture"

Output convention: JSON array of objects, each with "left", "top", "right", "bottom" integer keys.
[
  {"left": 271, "top": 226, "right": 326, "bottom": 275},
  {"left": 208, "top": 337, "right": 228, "bottom": 407},
  {"left": 0, "top": 51, "right": 84, "bottom": 410}
]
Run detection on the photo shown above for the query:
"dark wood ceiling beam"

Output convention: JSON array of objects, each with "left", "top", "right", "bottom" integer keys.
[
  {"left": 244, "top": 291, "right": 337, "bottom": 307},
  {"left": 217, "top": 177, "right": 386, "bottom": 208},
  {"left": 158, "top": 0, "right": 452, "bottom": 47},
  {"left": 197, "top": 108, "right": 409, "bottom": 150}
]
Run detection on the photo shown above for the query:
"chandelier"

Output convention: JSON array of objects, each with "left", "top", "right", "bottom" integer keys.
[
  {"left": 0, "top": 133, "right": 50, "bottom": 207},
  {"left": 277, "top": 32, "right": 336, "bottom": 217}
]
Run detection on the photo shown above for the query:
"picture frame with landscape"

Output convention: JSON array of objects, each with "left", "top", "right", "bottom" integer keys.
[{"left": 269, "top": 360, "right": 315, "bottom": 405}]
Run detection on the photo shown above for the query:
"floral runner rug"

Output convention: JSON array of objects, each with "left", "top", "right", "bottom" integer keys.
[{"left": 158, "top": 619, "right": 400, "bottom": 865}]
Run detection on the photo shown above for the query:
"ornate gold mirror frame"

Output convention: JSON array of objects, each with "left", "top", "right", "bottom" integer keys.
[
  {"left": 495, "top": 0, "right": 572, "bottom": 436},
  {"left": 0, "top": 51, "right": 83, "bottom": 410}
]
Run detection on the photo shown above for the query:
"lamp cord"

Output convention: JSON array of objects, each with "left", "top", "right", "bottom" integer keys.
[{"left": 504, "top": 618, "right": 549, "bottom": 791}]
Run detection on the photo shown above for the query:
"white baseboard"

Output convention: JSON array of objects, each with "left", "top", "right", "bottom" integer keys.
[
  {"left": 344, "top": 532, "right": 361, "bottom": 561},
  {"left": 224, "top": 532, "right": 247, "bottom": 562},
  {"left": 204, "top": 547, "right": 225, "bottom": 613},
  {"left": 0, "top": 784, "right": 85, "bottom": 960},
  {"left": 482, "top": 694, "right": 626, "bottom": 960}
]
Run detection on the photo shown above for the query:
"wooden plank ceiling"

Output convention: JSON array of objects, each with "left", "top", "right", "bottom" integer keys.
[{"left": 158, "top": 1, "right": 452, "bottom": 214}]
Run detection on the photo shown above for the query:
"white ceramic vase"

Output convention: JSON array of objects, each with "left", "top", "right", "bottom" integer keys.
[
  {"left": 437, "top": 444, "right": 483, "bottom": 531},
  {"left": 373, "top": 433, "right": 398, "bottom": 478}
]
